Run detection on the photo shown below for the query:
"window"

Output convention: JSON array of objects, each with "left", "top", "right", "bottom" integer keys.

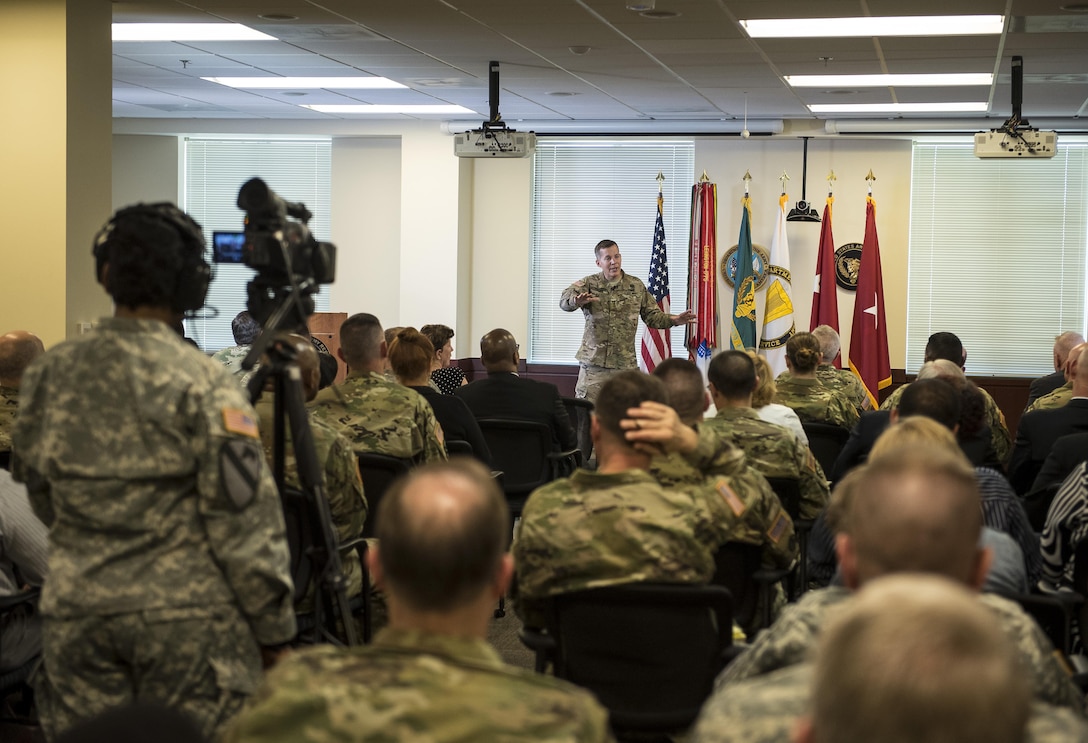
[
  {"left": 182, "top": 138, "right": 332, "bottom": 351},
  {"left": 528, "top": 139, "right": 695, "bottom": 364},
  {"left": 907, "top": 141, "right": 1088, "bottom": 376}
]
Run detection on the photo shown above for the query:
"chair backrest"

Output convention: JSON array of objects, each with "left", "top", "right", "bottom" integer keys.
[
  {"left": 711, "top": 542, "right": 763, "bottom": 632},
  {"left": 445, "top": 439, "right": 473, "bottom": 456},
  {"left": 764, "top": 476, "right": 802, "bottom": 520},
  {"left": 0, "top": 450, "right": 9, "bottom": 471},
  {"left": 546, "top": 582, "right": 734, "bottom": 734},
  {"left": 476, "top": 419, "right": 555, "bottom": 505},
  {"left": 278, "top": 487, "right": 318, "bottom": 605},
  {"left": 801, "top": 422, "right": 849, "bottom": 476},
  {"left": 356, "top": 453, "right": 412, "bottom": 538}
]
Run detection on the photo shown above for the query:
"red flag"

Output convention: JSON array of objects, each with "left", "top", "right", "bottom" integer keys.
[
  {"left": 810, "top": 196, "right": 840, "bottom": 365},
  {"left": 686, "top": 181, "right": 718, "bottom": 374},
  {"left": 848, "top": 195, "right": 891, "bottom": 409}
]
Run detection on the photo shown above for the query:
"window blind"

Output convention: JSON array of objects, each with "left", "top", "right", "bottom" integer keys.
[
  {"left": 182, "top": 138, "right": 332, "bottom": 351},
  {"left": 529, "top": 139, "right": 695, "bottom": 364},
  {"left": 907, "top": 141, "right": 1088, "bottom": 376}
]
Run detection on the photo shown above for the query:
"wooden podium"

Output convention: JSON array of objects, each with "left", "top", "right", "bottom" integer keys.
[{"left": 308, "top": 312, "right": 348, "bottom": 385}]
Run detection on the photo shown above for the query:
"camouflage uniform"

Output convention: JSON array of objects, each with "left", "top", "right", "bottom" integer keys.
[
  {"left": 650, "top": 428, "right": 797, "bottom": 570},
  {"left": 560, "top": 272, "right": 674, "bottom": 401},
  {"left": 211, "top": 344, "right": 259, "bottom": 388},
  {"left": 223, "top": 627, "right": 615, "bottom": 743},
  {"left": 254, "top": 398, "right": 367, "bottom": 602},
  {"left": 309, "top": 370, "right": 446, "bottom": 463},
  {"left": 714, "top": 586, "right": 1084, "bottom": 714},
  {"left": 1027, "top": 381, "right": 1073, "bottom": 413},
  {"left": 513, "top": 468, "right": 721, "bottom": 627},
  {"left": 773, "top": 376, "right": 860, "bottom": 429},
  {"left": 702, "top": 407, "right": 830, "bottom": 519},
  {"left": 0, "top": 385, "right": 17, "bottom": 452},
  {"left": 779, "top": 365, "right": 868, "bottom": 412},
  {"left": 881, "top": 382, "right": 1011, "bottom": 463},
  {"left": 693, "top": 663, "right": 1088, "bottom": 743},
  {"left": 12, "top": 317, "right": 296, "bottom": 740}
]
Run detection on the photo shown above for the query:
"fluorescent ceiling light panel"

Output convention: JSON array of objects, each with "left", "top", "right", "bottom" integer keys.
[
  {"left": 808, "top": 102, "right": 989, "bottom": 113},
  {"left": 786, "top": 73, "right": 993, "bottom": 87},
  {"left": 203, "top": 77, "right": 407, "bottom": 89},
  {"left": 741, "top": 15, "right": 1004, "bottom": 38},
  {"left": 112, "top": 24, "right": 277, "bottom": 41},
  {"left": 302, "top": 104, "right": 477, "bottom": 114}
]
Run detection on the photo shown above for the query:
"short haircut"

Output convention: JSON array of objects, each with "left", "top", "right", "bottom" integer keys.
[
  {"left": 870, "top": 416, "right": 961, "bottom": 463},
  {"left": 420, "top": 324, "right": 454, "bottom": 354},
  {"left": 811, "top": 325, "right": 841, "bottom": 363},
  {"left": 915, "top": 359, "right": 965, "bottom": 386},
  {"left": 339, "top": 313, "right": 383, "bottom": 366},
  {"left": 0, "top": 332, "right": 44, "bottom": 381},
  {"left": 652, "top": 358, "right": 705, "bottom": 424},
  {"left": 594, "top": 370, "right": 668, "bottom": 440},
  {"left": 785, "top": 332, "right": 822, "bottom": 373},
  {"left": 958, "top": 381, "right": 986, "bottom": 437},
  {"left": 317, "top": 352, "right": 339, "bottom": 390},
  {"left": 479, "top": 328, "right": 518, "bottom": 367},
  {"left": 849, "top": 445, "right": 982, "bottom": 585},
  {"left": 376, "top": 459, "right": 509, "bottom": 611},
  {"left": 707, "top": 350, "right": 757, "bottom": 400},
  {"left": 925, "top": 331, "right": 964, "bottom": 365},
  {"left": 594, "top": 239, "right": 618, "bottom": 258},
  {"left": 388, "top": 327, "right": 434, "bottom": 381},
  {"left": 383, "top": 326, "right": 404, "bottom": 347},
  {"left": 231, "top": 311, "right": 260, "bottom": 345},
  {"left": 811, "top": 575, "right": 1030, "bottom": 743},
  {"left": 898, "top": 378, "right": 962, "bottom": 430},
  {"left": 747, "top": 351, "right": 778, "bottom": 408}
]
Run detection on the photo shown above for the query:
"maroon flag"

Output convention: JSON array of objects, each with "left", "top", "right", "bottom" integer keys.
[
  {"left": 686, "top": 181, "right": 718, "bottom": 375},
  {"left": 810, "top": 195, "right": 840, "bottom": 365},
  {"left": 848, "top": 195, "right": 891, "bottom": 409}
]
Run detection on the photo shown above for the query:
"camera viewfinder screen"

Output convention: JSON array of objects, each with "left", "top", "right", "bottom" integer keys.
[{"left": 212, "top": 232, "right": 247, "bottom": 264}]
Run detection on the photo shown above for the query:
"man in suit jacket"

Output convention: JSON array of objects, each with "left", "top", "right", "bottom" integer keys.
[
  {"left": 1009, "top": 346, "right": 1088, "bottom": 494},
  {"left": 1030, "top": 431, "right": 1088, "bottom": 494},
  {"left": 1027, "top": 331, "right": 1084, "bottom": 408},
  {"left": 455, "top": 329, "right": 577, "bottom": 451}
]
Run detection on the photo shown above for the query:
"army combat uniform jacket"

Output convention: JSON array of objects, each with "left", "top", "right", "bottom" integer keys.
[
  {"left": 773, "top": 376, "right": 859, "bottom": 430},
  {"left": 224, "top": 628, "right": 615, "bottom": 743},
  {"left": 1027, "top": 381, "right": 1074, "bottom": 413},
  {"left": 0, "top": 384, "right": 17, "bottom": 452},
  {"left": 560, "top": 271, "right": 673, "bottom": 370}
]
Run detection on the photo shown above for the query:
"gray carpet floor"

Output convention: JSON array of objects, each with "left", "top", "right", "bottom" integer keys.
[{"left": 486, "top": 603, "right": 537, "bottom": 670}]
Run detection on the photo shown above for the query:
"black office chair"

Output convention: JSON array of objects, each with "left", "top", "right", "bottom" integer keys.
[
  {"left": 0, "top": 450, "right": 10, "bottom": 471},
  {"left": 0, "top": 589, "right": 40, "bottom": 721},
  {"left": 801, "top": 422, "right": 849, "bottom": 478},
  {"left": 520, "top": 583, "right": 734, "bottom": 739},
  {"left": 445, "top": 439, "right": 473, "bottom": 456},
  {"left": 764, "top": 476, "right": 810, "bottom": 598},
  {"left": 562, "top": 397, "right": 594, "bottom": 466},
  {"left": 476, "top": 419, "right": 579, "bottom": 516},
  {"left": 711, "top": 541, "right": 791, "bottom": 635},
  {"left": 355, "top": 453, "right": 412, "bottom": 539}
]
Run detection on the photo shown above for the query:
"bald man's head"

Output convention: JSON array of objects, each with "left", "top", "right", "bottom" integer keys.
[
  {"left": 0, "top": 331, "right": 45, "bottom": 387},
  {"left": 841, "top": 445, "right": 985, "bottom": 589},
  {"left": 479, "top": 328, "right": 518, "bottom": 372},
  {"left": 1055, "top": 331, "right": 1085, "bottom": 370},
  {"left": 1072, "top": 345, "right": 1088, "bottom": 396}
]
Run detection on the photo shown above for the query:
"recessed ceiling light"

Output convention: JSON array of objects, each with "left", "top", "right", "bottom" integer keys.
[
  {"left": 302, "top": 104, "right": 477, "bottom": 114},
  {"left": 808, "top": 102, "right": 989, "bottom": 113},
  {"left": 740, "top": 15, "right": 1004, "bottom": 38},
  {"left": 258, "top": 13, "right": 298, "bottom": 21},
  {"left": 546, "top": 91, "right": 579, "bottom": 97},
  {"left": 282, "top": 91, "right": 307, "bottom": 97},
  {"left": 1060, "top": 3, "right": 1088, "bottom": 11},
  {"left": 641, "top": 9, "right": 680, "bottom": 19},
  {"left": 202, "top": 76, "right": 407, "bottom": 89},
  {"left": 787, "top": 73, "right": 993, "bottom": 87},
  {"left": 112, "top": 23, "right": 277, "bottom": 41},
  {"left": 568, "top": 45, "right": 592, "bottom": 55}
]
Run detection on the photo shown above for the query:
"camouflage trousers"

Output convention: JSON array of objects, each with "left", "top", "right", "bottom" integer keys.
[
  {"left": 574, "top": 363, "right": 628, "bottom": 404},
  {"left": 36, "top": 605, "right": 262, "bottom": 742}
]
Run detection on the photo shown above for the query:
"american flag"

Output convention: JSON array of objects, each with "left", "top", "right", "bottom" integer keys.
[{"left": 640, "top": 194, "right": 672, "bottom": 372}]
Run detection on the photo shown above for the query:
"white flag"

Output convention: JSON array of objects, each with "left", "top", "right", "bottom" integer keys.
[{"left": 759, "top": 193, "right": 796, "bottom": 376}]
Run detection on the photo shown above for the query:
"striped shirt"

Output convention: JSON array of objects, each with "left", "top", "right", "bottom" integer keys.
[{"left": 1040, "top": 461, "right": 1088, "bottom": 592}]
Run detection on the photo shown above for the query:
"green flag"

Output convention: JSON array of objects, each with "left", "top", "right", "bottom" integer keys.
[{"left": 730, "top": 195, "right": 757, "bottom": 350}]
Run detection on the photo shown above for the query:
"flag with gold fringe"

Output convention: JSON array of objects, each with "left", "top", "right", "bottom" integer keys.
[
  {"left": 759, "top": 192, "right": 796, "bottom": 375},
  {"left": 686, "top": 179, "right": 718, "bottom": 376},
  {"left": 810, "top": 195, "right": 840, "bottom": 368},
  {"left": 848, "top": 193, "right": 891, "bottom": 409},
  {"left": 730, "top": 195, "right": 757, "bottom": 351}
]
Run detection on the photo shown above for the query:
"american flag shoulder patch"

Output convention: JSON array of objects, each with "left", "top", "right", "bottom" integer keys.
[
  {"left": 767, "top": 511, "right": 789, "bottom": 544},
  {"left": 717, "top": 479, "right": 746, "bottom": 517},
  {"left": 222, "top": 408, "right": 259, "bottom": 438}
]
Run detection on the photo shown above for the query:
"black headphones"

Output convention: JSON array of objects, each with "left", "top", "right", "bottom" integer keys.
[{"left": 92, "top": 203, "right": 212, "bottom": 313}]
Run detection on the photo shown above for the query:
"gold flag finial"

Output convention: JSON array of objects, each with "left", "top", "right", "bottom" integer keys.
[
  {"left": 779, "top": 170, "right": 790, "bottom": 193},
  {"left": 827, "top": 170, "right": 837, "bottom": 195},
  {"left": 866, "top": 169, "right": 876, "bottom": 194},
  {"left": 699, "top": 169, "right": 711, "bottom": 183},
  {"left": 656, "top": 171, "right": 665, "bottom": 194},
  {"left": 742, "top": 169, "right": 752, "bottom": 194}
]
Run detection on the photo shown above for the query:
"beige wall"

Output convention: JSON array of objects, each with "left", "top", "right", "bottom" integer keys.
[{"left": 112, "top": 134, "right": 179, "bottom": 207}]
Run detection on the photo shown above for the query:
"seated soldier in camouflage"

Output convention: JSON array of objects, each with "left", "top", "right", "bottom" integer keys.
[
  {"left": 225, "top": 459, "right": 613, "bottom": 743},
  {"left": 253, "top": 333, "right": 367, "bottom": 606},
  {"left": 704, "top": 351, "right": 829, "bottom": 520},
  {"left": 692, "top": 575, "right": 1087, "bottom": 743},
  {"left": 309, "top": 313, "right": 446, "bottom": 464},
  {"left": 773, "top": 332, "right": 859, "bottom": 430},
  {"left": 777, "top": 325, "right": 868, "bottom": 414},
  {"left": 513, "top": 371, "right": 727, "bottom": 627},
  {"left": 712, "top": 443, "right": 1084, "bottom": 715},
  {"left": 1026, "top": 340, "right": 1086, "bottom": 414}
]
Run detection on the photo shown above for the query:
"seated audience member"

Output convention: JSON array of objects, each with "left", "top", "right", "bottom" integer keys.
[
  {"left": 317, "top": 351, "right": 339, "bottom": 390},
  {"left": 456, "top": 329, "right": 576, "bottom": 452},
  {"left": 0, "top": 330, "right": 45, "bottom": 454},
  {"left": 211, "top": 310, "right": 261, "bottom": 381},
  {"left": 224, "top": 459, "right": 613, "bottom": 743},
  {"left": 691, "top": 575, "right": 1077, "bottom": 743},
  {"left": 704, "top": 351, "right": 829, "bottom": 519},
  {"left": 421, "top": 323, "right": 467, "bottom": 395},
  {"left": 513, "top": 371, "right": 724, "bottom": 627},
  {"left": 813, "top": 324, "right": 868, "bottom": 411},
  {"left": 389, "top": 328, "right": 491, "bottom": 465},
  {"left": 253, "top": 333, "right": 367, "bottom": 604},
  {"left": 0, "top": 469, "right": 48, "bottom": 672},
  {"left": 746, "top": 351, "right": 807, "bottom": 445},
  {"left": 713, "top": 443, "right": 1081, "bottom": 714},
  {"left": 310, "top": 314, "right": 446, "bottom": 463},
  {"left": 1028, "top": 331, "right": 1085, "bottom": 408},
  {"left": 13, "top": 202, "right": 295, "bottom": 740},
  {"left": 773, "top": 332, "right": 859, "bottom": 429},
  {"left": 880, "top": 331, "right": 1011, "bottom": 462},
  {"left": 1009, "top": 344, "right": 1088, "bottom": 494},
  {"left": 1031, "top": 430, "right": 1088, "bottom": 494},
  {"left": 1040, "top": 461, "right": 1088, "bottom": 595},
  {"left": 1027, "top": 340, "right": 1086, "bottom": 414},
  {"left": 381, "top": 326, "right": 404, "bottom": 383}
]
